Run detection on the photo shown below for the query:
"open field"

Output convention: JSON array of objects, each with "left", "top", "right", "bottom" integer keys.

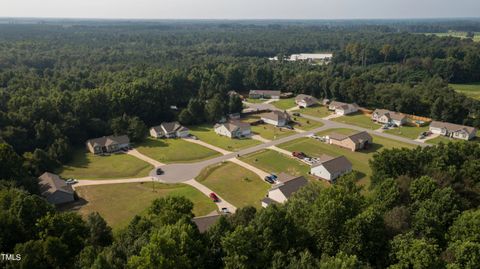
[
  {"left": 189, "top": 125, "right": 261, "bottom": 151},
  {"left": 251, "top": 124, "right": 295, "bottom": 140},
  {"left": 196, "top": 162, "right": 270, "bottom": 209},
  {"left": 281, "top": 128, "right": 417, "bottom": 188},
  {"left": 58, "top": 150, "right": 153, "bottom": 180},
  {"left": 295, "top": 105, "right": 331, "bottom": 118},
  {"left": 291, "top": 115, "right": 324, "bottom": 130},
  {"left": 423, "top": 32, "right": 480, "bottom": 42},
  {"left": 449, "top": 83, "right": 480, "bottom": 100},
  {"left": 331, "top": 112, "right": 380, "bottom": 130},
  {"left": 240, "top": 149, "right": 313, "bottom": 179},
  {"left": 384, "top": 125, "right": 430, "bottom": 140},
  {"left": 71, "top": 182, "right": 216, "bottom": 231},
  {"left": 272, "top": 98, "right": 297, "bottom": 110},
  {"left": 136, "top": 138, "right": 221, "bottom": 163}
]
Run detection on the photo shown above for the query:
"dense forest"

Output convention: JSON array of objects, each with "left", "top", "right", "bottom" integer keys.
[{"left": 1, "top": 20, "right": 480, "bottom": 268}]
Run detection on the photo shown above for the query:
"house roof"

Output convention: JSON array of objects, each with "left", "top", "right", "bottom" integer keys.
[
  {"left": 312, "top": 155, "right": 352, "bottom": 174},
  {"left": 87, "top": 135, "right": 130, "bottom": 147},
  {"left": 329, "top": 131, "right": 372, "bottom": 145},
  {"left": 162, "top": 122, "right": 188, "bottom": 133},
  {"left": 295, "top": 94, "right": 318, "bottom": 103},
  {"left": 249, "top": 90, "right": 281, "bottom": 96},
  {"left": 215, "top": 121, "right": 251, "bottom": 132},
  {"left": 430, "top": 121, "right": 477, "bottom": 135},
  {"left": 269, "top": 175, "right": 308, "bottom": 199},
  {"left": 261, "top": 111, "right": 290, "bottom": 122},
  {"left": 330, "top": 101, "right": 358, "bottom": 111},
  {"left": 373, "top": 109, "right": 406, "bottom": 121},
  {"left": 193, "top": 214, "right": 221, "bottom": 233},
  {"left": 38, "top": 172, "right": 74, "bottom": 197}
]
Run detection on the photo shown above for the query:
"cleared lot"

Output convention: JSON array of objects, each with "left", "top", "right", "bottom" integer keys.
[
  {"left": 272, "top": 98, "right": 297, "bottom": 110},
  {"left": 58, "top": 149, "right": 153, "bottom": 180},
  {"left": 331, "top": 112, "right": 380, "bottom": 130},
  {"left": 196, "top": 162, "right": 270, "bottom": 209},
  {"left": 71, "top": 182, "right": 216, "bottom": 231},
  {"left": 189, "top": 125, "right": 261, "bottom": 151},
  {"left": 295, "top": 105, "right": 331, "bottom": 118},
  {"left": 136, "top": 138, "right": 221, "bottom": 163}
]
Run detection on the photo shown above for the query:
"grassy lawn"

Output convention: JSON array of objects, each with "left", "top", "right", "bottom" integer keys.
[
  {"left": 450, "top": 83, "right": 480, "bottom": 100},
  {"left": 136, "top": 138, "right": 221, "bottom": 163},
  {"left": 272, "top": 98, "right": 297, "bottom": 110},
  {"left": 71, "top": 182, "right": 216, "bottom": 231},
  {"left": 424, "top": 32, "right": 480, "bottom": 42},
  {"left": 331, "top": 112, "right": 380, "bottom": 130},
  {"left": 240, "top": 149, "right": 313, "bottom": 180},
  {"left": 295, "top": 105, "right": 331, "bottom": 118},
  {"left": 196, "top": 162, "right": 270, "bottom": 209},
  {"left": 245, "top": 98, "right": 267, "bottom": 104},
  {"left": 281, "top": 128, "right": 417, "bottom": 189},
  {"left": 189, "top": 125, "right": 261, "bottom": 151},
  {"left": 58, "top": 150, "right": 153, "bottom": 180},
  {"left": 291, "top": 115, "right": 324, "bottom": 131},
  {"left": 384, "top": 125, "right": 430, "bottom": 140},
  {"left": 251, "top": 124, "right": 295, "bottom": 140}
]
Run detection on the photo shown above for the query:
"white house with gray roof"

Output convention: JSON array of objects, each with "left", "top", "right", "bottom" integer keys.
[
  {"left": 371, "top": 109, "right": 408, "bottom": 126},
  {"left": 295, "top": 94, "right": 318, "bottom": 108},
  {"left": 328, "top": 101, "right": 359, "bottom": 115},
  {"left": 86, "top": 135, "right": 130, "bottom": 154},
  {"left": 429, "top": 121, "right": 477, "bottom": 141},
  {"left": 38, "top": 172, "right": 75, "bottom": 205},
  {"left": 311, "top": 155, "right": 353, "bottom": 181},
  {"left": 150, "top": 122, "right": 189, "bottom": 138},
  {"left": 261, "top": 111, "right": 291, "bottom": 127},
  {"left": 261, "top": 173, "right": 308, "bottom": 208},
  {"left": 214, "top": 121, "right": 251, "bottom": 138}
]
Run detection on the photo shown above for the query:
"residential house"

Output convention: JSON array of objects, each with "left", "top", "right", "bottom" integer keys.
[
  {"left": 310, "top": 155, "right": 353, "bottom": 181},
  {"left": 371, "top": 109, "right": 408, "bottom": 126},
  {"left": 429, "top": 121, "right": 477, "bottom": 141},
  {"left": 214, "top": 121, "right": 252, "bottom": 138},
  {"left": 38, "top": 172, "right": 75, "bottom": 205},
  {"left": 261, "top": 173, "right": 308, "bottom": 207},
  {"left": 193, "top": 214, "right": 221, "bottom": 233},
  {"left": 328, "top": 131, "right": 373, "bottom": 151},
  {"left": 328, "top": 101, "right": 359, "bottom": 115},
  {"left": 295, "top": 94, "right": 318, "bottom": 108},
  {"left": 261, "top": 111, "right": 291, "bottom": 127},
  {"left": 248, "top": 90, "right": 281, "bottom": 100},
  {"left": 86, "top": 135, "right": 130, "bottom": 154},
  {"left": 150, "top": 122, "right": 189, "bottom": 138}
]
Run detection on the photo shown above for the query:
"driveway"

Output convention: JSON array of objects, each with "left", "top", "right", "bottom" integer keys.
[
  {"left": 184, "top": 179, "right": 237, "bottom": 213},
  {"left": 182, "top": 138, "right": 232, "bottom": 155},
  {"left": 127, "top": 149, "right": 165, "bottom": 167},
  {"left": 228, "top": 158, "right": 270, "bottom": 179}
]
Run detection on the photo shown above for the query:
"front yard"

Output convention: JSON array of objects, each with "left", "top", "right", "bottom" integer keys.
[
  {"left": 58, "top": 149, "right": 153, "bottom": 180},
  {"left": 272, "top": 98, "right": 297, "bottom": 110},
  {"left": 384, "top": 125, "right": 430, "bottom": 140},
  {"left": 196, "top": 162, "right": 270, "bottom": 209},
  {"left": 136, "top": 138, "right": 221, "bottom": 163},
  {"left": 294, "top": 105, "right": 331, "bottom": 118},
  {"left": 291, "top": 115, "right": 324, "bottom": 130},
  {"left": 71, "top": 182, "right": 216, "bottom": 231},
  {"left": 330, "top": 112, "right": 380, "bottom": 130},
  {"left": 189, "top": 125, "right": 261, "bottom": 151},
  {"left": 251, "top": 124, "right": 295, "bottom": 140}
]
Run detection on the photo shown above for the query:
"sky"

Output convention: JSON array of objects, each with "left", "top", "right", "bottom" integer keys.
[{"left": 1, "top": 0, "right": 480, "bottom": 20}]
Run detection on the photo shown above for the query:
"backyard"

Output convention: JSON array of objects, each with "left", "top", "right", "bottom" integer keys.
[
  {"left": 196, "top": 162, "right": 270, "bottom": 208},
  {"left": 272, "top": 98, "right": 297, "bottom": 110},
  {"left": 58, "top": 149, "right": 153, "bottom": 180},
  {"left": 71, "top": 182, "right": 216, "bottom": 231},
  {"left": 136, "top": 138, "right": 221, "bottom": 163},
  {"left": 189, "top": 125, "right": 261, "bottom": 151},
  {"left": 450, "top": 82, "right": 480, "bottom": 100},
  {"left": 331, "top": 112, "right": 380, "bottom": 130}
]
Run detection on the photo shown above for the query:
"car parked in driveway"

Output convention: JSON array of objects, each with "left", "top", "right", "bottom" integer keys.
[
  {"left": 156, "top": 168, "right": 164, "bottom": 175},
  {"left": 264, "top": 176, "right": 275, "bottom": 184},
  {"left": 65, "top": 178, "right": 78, "bottom": 185},
  {"left": 209, "top": 192, "right": 219, "bottom": 202}
]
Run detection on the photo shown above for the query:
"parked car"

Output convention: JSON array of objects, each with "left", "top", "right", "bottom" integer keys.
[
  {"left": 292, "top": 151, "right": 306, "bottom": 158},
  {"left": 292, "top": 112, "right": 301, "bottom": 116},
  {"left": 65, "top": 179, "right": 78, "bottom": 185},
  {"left": 221, "top": 207, "right": 230, "bottom": 214},
  {"left": 156, "top": 168, "right": 164, "bottom": 175},
  {"left": 209, "top": 192, "right": 219, "bottom": 202},
  {"left": 285, "top": 125, "right": 294, "bottom": 130},
  {"left": 264, "top": 176, "right": 275, "bottom": 184}
]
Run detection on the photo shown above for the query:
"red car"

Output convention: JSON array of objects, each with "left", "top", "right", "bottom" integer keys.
[{"left": 209, "top": 192, "right": 219, "bottom": 202}]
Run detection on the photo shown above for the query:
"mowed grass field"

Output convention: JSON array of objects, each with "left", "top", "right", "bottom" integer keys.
[
  {"left": 291, "top": 115, "right": 324, "bottom": 131},
  {"left": 196, "top": 162, "right": 270, "bottom": 209},
  {"left": 450, "top": 83, "right": 480, "bottom": 100},
  {"left": 240, "top": 149, "right": 313, "bottom": 180},
  {"left": 251, "top": 124, "right": 295, "bottom": 140},
  {"left": 58, "top": 149, "right": 153, "bottom": 180},
  {"left": 279, "top": 128, "right": 417, "bottom": 188},
  {"left": 384, "top": 125, "right": 430, "bottom": 140},
  {"left": 272, "top": 98, "right": 297, "bottom": 110},
  {"left": 189, "top": 125, "right": 261, "bottom": 151},
  {"left": 72, "top": 182, "right": 216, "bottom": 231},
  {"left": 331, "top": 112, "right": 380, "bottom": 130},
  {"left": 136, "top": 138, "right": 221, "bottom": 163},
  {"left": 424, "top": 32, "right": 480, "bottom": 42},
  {"left": 295, "top": 105, "right": 331, "bottom": 118}
]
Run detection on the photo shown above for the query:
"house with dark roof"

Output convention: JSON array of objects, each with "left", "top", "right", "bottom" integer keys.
[
  {"left": 328, "top": 131, "right": 373, "bottom": 151},
  {"left": 261, "top": 173, "right": 308, "bottom": 207},
  {"left": 248, "top": 90, "right": 281, "bottom": 100},
  {"left": 86, "top": 135, "right": 130, "bottom": 154},
  {"left": 328, "top": 101, "right": 359, "bottom": 115},
  {"left": 310, "top": 155, "right": 353, "bottom": 181},
  {"left": 193, "top": 214, "right": 222, "bottom": 233},
  {"left": 38, "top": 172, "right": 75, "bottom": 205},
  {"left": 371, "top": 109, "right": 408, "bottom": 126},
  {"left": 260, "top": 111, "right": 291, "bottom": 127},
  {"left": 429, "top": 121, "right": 477, "bottom": 141},
  {"left": 214, "top": 121, "right": 251, "bottom": 138},
  {"left": 149, "top": 122, "right": 189, "bottom": 138},
  {"left": 295, "top": 94, "right": 318, "bottom": 108}
]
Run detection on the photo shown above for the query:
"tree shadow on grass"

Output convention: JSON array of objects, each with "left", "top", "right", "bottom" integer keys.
[{"left": 361, "top": 142, "right": 384, "bottom": 154}]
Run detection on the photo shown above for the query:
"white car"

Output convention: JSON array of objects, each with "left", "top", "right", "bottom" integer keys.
[
  {"left": 221, "top": 207, "right": 230, "bottom": 214},
  {"left": 65, "top": 179, "right": 78, "bottom": 185}
]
